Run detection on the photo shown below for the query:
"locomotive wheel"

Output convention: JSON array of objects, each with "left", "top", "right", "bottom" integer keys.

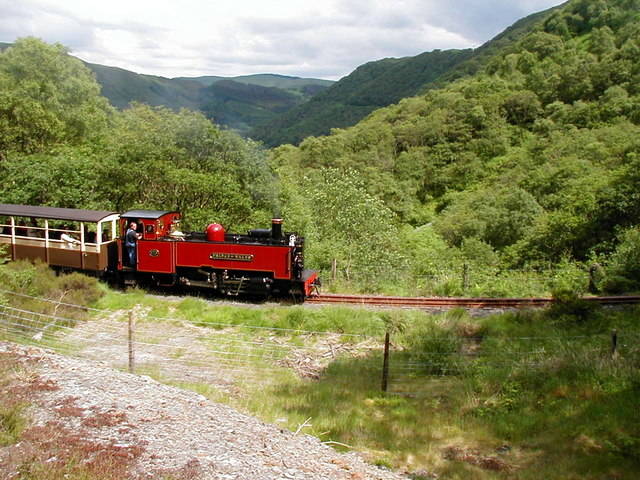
[{"left": 289, "top": 288, "right": 304, "bottom": 304}]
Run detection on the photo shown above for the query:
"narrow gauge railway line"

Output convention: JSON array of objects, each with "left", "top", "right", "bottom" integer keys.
[{"left": 306, "top": 293, "right": 640, "bottom": 309}]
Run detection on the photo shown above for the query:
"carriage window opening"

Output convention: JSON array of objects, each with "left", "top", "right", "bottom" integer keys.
[
  {"left": 14, "top": 218, "right": 29, "bottom": 237},
  {"left": 0, "top": 217, "right": 10, "bottom": 235},
  {"left": 84, "top": 225, "right": 97, "bottom": 243}
]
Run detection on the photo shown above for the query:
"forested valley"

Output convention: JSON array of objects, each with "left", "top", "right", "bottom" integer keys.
[
  {"left": 1, "top": 0, "right": 640, "bottom": 298},
  {"left": 2, "top": 1, "right": 640, "bottom": 478}
]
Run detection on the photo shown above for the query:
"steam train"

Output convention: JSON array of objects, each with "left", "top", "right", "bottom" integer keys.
[{"left": 0, "top": 204, "right": 320, "bottom": 300}]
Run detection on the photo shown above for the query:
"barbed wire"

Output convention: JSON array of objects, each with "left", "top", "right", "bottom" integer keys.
[
  {"left": 0, "top": 301, "right": 621, "bottom": 367},
  {"left": 0, "top": 303, "right": 622, "bottom": 362},
  {"left": 0, "top": 317, "right": 290, "bottom": 365},
  {"left": 0, "top": 289, "right": 109, "bottom": 313},
  {"left": 0, "top": 314, "right": 621, "bottom": 370},
  {"left": 0, "top": 311, "right": 357, "bottom": 361},
  {"left": 0, "top": 321, "right": 292, "bottom": 377},
  {"left": 0, "top": 306, "right": 344, "bottom": 368}
]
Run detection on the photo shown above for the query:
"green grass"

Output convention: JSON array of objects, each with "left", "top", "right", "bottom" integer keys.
[
  {"left": 96, "top": 289, "right": 387, "bottom": 337},
  {"left": 0, "top": 353, "right": 27, "bottom": 447},
  {"left": 319, "top": 269, "right": 546, "bottom": 298},
  {"left": 317, "top": 264, "right": 596, "bottom": 299},
  {"left": 0, "top": 401, "right": 26, "bottom": 446}
]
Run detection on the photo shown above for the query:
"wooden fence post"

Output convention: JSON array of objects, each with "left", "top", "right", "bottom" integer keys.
[
  {"left": 611, "top": 329, "right": 618, "bottom": 359},
  {"left": 331, "top": 259, "right": 337, "bottom": 282},
  {"left": 381, "top": 331, "right": 390, "bottom": 392},
  {"left": 462, "top": 263, "right": 470, "bottom": 291},
  {"left": 1, "top": 307, "right": 6, "bottom": 338},
  {"left": 128, "top": 311, "right": 135, "bottom": 373}
]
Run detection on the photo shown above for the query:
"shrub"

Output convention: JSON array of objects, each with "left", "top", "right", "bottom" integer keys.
[
  {"left": 0, "top": 260, "right": 104, "bottom": 326},
  {"left": 400, "top": 317, "right": 464, "bottom": 375},
  {"left": 604, "top": 227, "right": 640, "bottom": 293},
  {"left": 550, "top": 258, "right": 589, "bottom": 300}
]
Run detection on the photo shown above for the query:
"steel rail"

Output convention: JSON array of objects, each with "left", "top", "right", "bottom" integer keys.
[{"left": 305, "top": 293, "right": 640, "bottom": 309}]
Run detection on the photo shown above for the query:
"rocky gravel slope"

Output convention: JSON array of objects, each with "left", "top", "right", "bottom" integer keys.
[{"left": 0, "top": 341, "right": 408, "bottom": 480}]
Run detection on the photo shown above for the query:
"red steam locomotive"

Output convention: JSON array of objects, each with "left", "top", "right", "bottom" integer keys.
[{"left": 0, "top": 204, "right": 319, "bottom": 300}]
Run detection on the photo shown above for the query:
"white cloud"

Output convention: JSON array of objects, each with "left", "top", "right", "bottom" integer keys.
[{"left": 0, "top": 0, "right": 565, "bottom": 79}]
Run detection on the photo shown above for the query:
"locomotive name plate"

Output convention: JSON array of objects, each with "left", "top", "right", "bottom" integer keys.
[{"left": 209, "top": 253, "right": 254, "bottom": 262}]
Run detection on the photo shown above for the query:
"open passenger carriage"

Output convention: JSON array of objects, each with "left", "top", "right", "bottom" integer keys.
[{"left": 0, "top": 204, "right": 119, "bottom": 273}]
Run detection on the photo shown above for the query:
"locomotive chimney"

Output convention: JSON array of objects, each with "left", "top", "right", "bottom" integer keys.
[{"left": 271, "top": 218, "right": 283, "bottom": 240}]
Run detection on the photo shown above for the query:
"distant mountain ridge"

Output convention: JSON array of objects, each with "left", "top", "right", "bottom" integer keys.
[
  {"left": 2, "top": 4, "right": 560, "bottom": 144},
  {"left": 1, "top": 40, "right": 334, "bottom": 136},
  {"left": 86, "top": 62, "right": 203, "bottom": 111},
  {"left": 178, "top": 73, "right": 332, "bottom": 92},
  {"left": 85, "top": 65, "right": 333, "bottom": 135},
  {"left": 249, "top": 49, "right": 474, "bottom": 146},
  {"left": 249, "top": 4, "right": 563, "bottom": 147}
]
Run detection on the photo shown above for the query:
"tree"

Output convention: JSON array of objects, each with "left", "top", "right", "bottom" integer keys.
[
  {"left": 0, "top": 37, "right": 112, "bottom": 154},
  {"left": 295, "top": 168, "right": 404, "bottom": 276},
  {"left": 0, "top": 148, "right": 103, "bottom": 209},
  {"left": 589, "top": 26, "right": 617, "bottom": 57},
  {"left": 604, "top": 227, "right": 640, "bottom": 292},
  {"left": 97, "top": 103, "right": 269, "bottom": 230},
  {"left": 434, "top": 186, "right": 543, "bottom": 250},
  {"left": 502, "top": 90, "right": 543, "bottom": 126}
]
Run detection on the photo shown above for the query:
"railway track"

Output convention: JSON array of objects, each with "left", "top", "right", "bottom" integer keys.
[{"left": 305, "top": 293, "right": 640, "bottom": 309}]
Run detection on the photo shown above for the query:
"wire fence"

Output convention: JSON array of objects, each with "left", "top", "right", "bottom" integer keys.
[
  {"left": 0, "top": 291, "right": 381, "bottom": 389},
  {"left": 0, "top": 290, "right": 635, "bottom": 397}
]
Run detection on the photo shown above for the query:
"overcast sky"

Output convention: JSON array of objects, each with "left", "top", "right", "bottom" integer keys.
[{"left": 0, "top": 0, "right": 565, "bottom": 80}]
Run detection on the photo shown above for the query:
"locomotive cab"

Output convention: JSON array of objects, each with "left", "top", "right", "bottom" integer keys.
[{"left": 117, "top": 210, "right": 180, "bottom": 272}]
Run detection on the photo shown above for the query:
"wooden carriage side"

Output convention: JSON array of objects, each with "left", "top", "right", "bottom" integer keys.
[{"left": 0, "top": 204, "right": 119, "bottom": 273}]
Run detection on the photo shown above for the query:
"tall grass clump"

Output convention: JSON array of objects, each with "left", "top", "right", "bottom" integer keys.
[
  {"left": 0, "top": 402, "right": 26, "bottom": 447},
  {"left": 0, "top": 355, "right": 28, "bottom": 447},
  {"left": 0, "top": 260, "right": 104, "bottom": 340}
]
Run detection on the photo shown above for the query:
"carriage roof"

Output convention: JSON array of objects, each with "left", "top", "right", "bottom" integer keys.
[
  {"left": 120, "top": 209, "right": 179, "bottom": 220},
  {"left": 0, "top": 204, "right": 118, "bottom": 223}
]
